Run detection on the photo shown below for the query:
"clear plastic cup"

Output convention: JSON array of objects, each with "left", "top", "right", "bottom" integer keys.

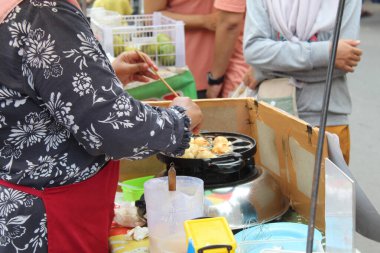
[{"left": 144, "top": 176, "right": 204, "bottom": 253}]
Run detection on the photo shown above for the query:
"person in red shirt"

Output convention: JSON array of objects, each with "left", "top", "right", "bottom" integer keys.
[{"left": 206, "top": 0, "right": 251, "bottom": 98}]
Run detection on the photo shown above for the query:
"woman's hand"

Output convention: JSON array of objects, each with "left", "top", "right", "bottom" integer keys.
[
  {"left": 206, "top": 84, "right": 223, "bottom": 98},
  {"left": 334, "top": 39, "right": 362, "bottom": 73},
  {"left": 112, "top": 51, "right": 159, "bottom": 85},
  {"left": 243, "top": 66, "right": 259, "bottom": 90},
  {"left": 169, "top": 97, "right": 203, "bottom": 134}
]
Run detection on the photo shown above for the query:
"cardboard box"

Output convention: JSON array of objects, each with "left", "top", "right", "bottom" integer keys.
[{"left": 119, "top": 98, "right": 328, "bottom": 230}]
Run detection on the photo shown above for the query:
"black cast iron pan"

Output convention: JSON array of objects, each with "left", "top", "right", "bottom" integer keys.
[{"left": 157, "top": 131, "right": 256, "bottom": 175}]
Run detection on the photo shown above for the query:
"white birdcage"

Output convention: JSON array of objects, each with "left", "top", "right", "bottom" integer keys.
[{"left": 90, "top": 11, "right": 186, "bottom": 68}]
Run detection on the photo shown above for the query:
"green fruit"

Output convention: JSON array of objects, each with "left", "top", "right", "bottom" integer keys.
[
  {"left": 124, "top": 45, "right": 138, "bottom": 52},
  {"left": 157, "top": 33, "right": 171, "bottom": 43},
  {"left": 141, "top": 44, "right": 158, "bottom": 56},
  {"left": 158, "top": 44, "right": 176, "bottom": 66},
  {"left": 159, "top": 55, "right": 176, "bottom": 66},
  {"left": 113, "top": 35, "right": 124, "bottom": 56},
  {"left": 93, "top": 0, "right": 133, "bottom": 15},
  {"left": 159, "top": 43, "right": 175, "bottom": 54}
]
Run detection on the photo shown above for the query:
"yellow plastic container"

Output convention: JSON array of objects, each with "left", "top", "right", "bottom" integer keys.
[{"left": 184, "top": 217, "right": 236, "bottom": 253}]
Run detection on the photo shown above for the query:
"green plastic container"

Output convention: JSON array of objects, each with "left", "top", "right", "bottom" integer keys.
[
  {"left": 119, "top": 176, "right": 154, "bottom": 202},
  {"left": 125, "top": 70, "right": 197, "bottom": 100}
]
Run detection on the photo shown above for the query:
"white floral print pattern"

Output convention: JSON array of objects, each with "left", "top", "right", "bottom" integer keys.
[
  {"left": 0, "top": 214, "right": 30, "bottom": 246},
  {"left": 72, "top": 72, "right": 106, "bottom": 104},
  {"left": 126, "top": 144, "right": 155, "bottom": 160},
  {"left": 2, "top": 6, "right": 21, "bottom": 24},
  {"left": 8, "top": 20, "right": 31, "bottom": 49},
  {"left": 0, "top": 192, "right": 46, "bottom": 251},
  {"left": 44, "top": 92, "right": 79, "bottom": 133},
  {"left": 77, "top": 32, "right": 104, "bottom": 62},
  {"left": 65, "top": 32, "right": 111, "bottom": 71},
  {"left": 28, "top": 214, "right": 47, "bottom": 252},
  {"left": 113, "top": 96, "right": 133, "bottom": 117},
  {"left": 30, "top": 0, "right": 58, "bottom": 12},
  {"left": 0, "top": 189, "right": 25, "bottom": 216},
  {"left": 0, "top": 1, "right": 190, "bottom": 252},
  {"left": 0, "top": 115, "right": 6, "bottom": 129},
  {"left": 81, "top": 124, "right": 103, "bottom": 149},
  {"left": 99, "top": 111, "right": 135, "bottom": 129},
  {"left": 72, "top": 72, "right": 92, "bottom": 96},
  {"left": 0, "top": 86, "right": 27, "bottom": 108},
  {"left": 0, "top": 143, "right": 22, "bottom": 160},
  {"left": 24, "top": 29, "right": 58, "bottom": 68},
  {"left": 75, "top": 163, "right": 102, "bottom": 183},
  {"left": 24, "top": 28, "right": 63, "bottom": 79},
  {"left": 63, "top": 49, "right": 88, "bottom": 70},
  {"left": 60, "top": 163, "right": 80, "bottom": 185},
  {"left": 21, "top": 62, "right": 35, "bottom": 89},
  {"left": 44, "top": 122, "right": 70, "bottom": 152},
  {"left": 26, "top": 156, "right": 57, "bottom": 179},
  {"left": 8, "top": 112, "right": 47, "bottom": 149}
]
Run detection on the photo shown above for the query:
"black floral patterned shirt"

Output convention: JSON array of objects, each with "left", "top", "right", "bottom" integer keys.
[{"left": 0, "top": 1, "right": 191, "bottom": 252}]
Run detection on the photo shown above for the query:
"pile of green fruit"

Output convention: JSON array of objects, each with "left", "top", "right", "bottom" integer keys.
[
  {"left": 141, "top": 33, "right": 176, "bottom": 66},
  {"left": 112, "top": 33, "right": 176, "bottom": 66},
  {"left": 113, "top": 35, "right": 138, "bottom": 56}
]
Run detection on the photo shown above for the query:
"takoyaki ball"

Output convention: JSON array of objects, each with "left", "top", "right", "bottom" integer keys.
[
  {"left": 188, "top": 143, "right": 199, "bottom": 157},
  {"left": 212, "top": 142, "right": 232, "bottom": 155},
  {"left": 213, "top": 136, "right": 229, "bottom": 146},
  {"left": 181, "top": 148, "right": 195, "bottom": 159},
  {"left": 194, "top": 137, "right": 210, "bottom": 147},
  {"left": 196, "top": 147, "right": 217, "bottom": 159}
]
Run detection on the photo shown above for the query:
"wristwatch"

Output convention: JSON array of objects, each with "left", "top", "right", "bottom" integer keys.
[{"left": 207, "top": 72, "right": 224, "bottom": 86}]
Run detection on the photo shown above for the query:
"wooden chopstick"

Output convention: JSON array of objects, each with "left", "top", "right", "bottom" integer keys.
[
  {"left": 136, "top": 50, "right": 204, "bottom": 139},
  {"left": 135, "top": 50, "right": 179, "bottom": 98},
  {"left": 168, "top": 166, "right": 176, "bottom": 191}
]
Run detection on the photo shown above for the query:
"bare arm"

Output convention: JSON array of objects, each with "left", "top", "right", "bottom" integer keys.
[
  {"left": 207, "top": 10, "right": 244, "bottom": 98},
  {"left": 211, "top": 10, "right": 243, "bottom": 79},
  {"left": 161, "top": 11, "right": 216, "bottom": 31},
  {"left": 144, "top": 0, "right": 167, "bottom": 14},
  {"left": 144, "top": 0, "right": 216, "bottom": 31}
]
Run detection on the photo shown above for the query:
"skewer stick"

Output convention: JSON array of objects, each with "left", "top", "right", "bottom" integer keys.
[
  {"left": 168, "top": 164, "right": 176, "bottom": 191},
  {"left": 135, "top": 50, "right": 179, "bottom": 98}
]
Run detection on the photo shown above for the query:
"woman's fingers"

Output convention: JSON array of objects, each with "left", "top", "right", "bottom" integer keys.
[
  {"left": 123, "top": 51, "right": 159, "bottom": 70},
  {"left": 126, "top": 63, "right": 149, "bottom": 74},
  {"left": 348, "top": 60, "right": 358, "bottom": 67},
  {"left": 349, "top": 54, "right": 361, "bottom": 62},
  {"left": 113, "top": 51, "right": 161, "bottom": 85},
  {"left": 132, "top": 75, "right": 151, "bottom": 83},
  {"left": 351, "top": 47, "right": 362, "bottom": 56},
  {"left": 142, "top": 70, "right": 159, "bottom": 80}
]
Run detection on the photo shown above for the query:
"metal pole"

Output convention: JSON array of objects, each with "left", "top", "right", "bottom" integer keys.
[{"left": 306, "top": 0, "right": 346, "bottom": 252}]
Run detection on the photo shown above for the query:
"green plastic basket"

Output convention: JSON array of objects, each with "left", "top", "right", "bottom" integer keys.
[{"left": 119, "top": 176, "right": 154, "bottom": 202}]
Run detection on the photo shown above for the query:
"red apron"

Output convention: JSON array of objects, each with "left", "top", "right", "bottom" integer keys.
[{"left": 0, "top": 160, "right": 120, "bottom": 253}]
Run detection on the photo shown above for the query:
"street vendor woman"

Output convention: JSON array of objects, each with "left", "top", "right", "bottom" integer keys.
[{"left": 0, "top": 0, "right": 203, "bottom": 253}]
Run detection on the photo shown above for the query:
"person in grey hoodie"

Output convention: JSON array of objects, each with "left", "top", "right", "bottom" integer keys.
[{"left": 243, "top": 0, "right": 362, "bottom": 163}]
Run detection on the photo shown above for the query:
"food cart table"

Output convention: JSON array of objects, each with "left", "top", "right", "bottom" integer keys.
[{"left": 109, "top": 224, "right": 149, "bottom": 253}]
